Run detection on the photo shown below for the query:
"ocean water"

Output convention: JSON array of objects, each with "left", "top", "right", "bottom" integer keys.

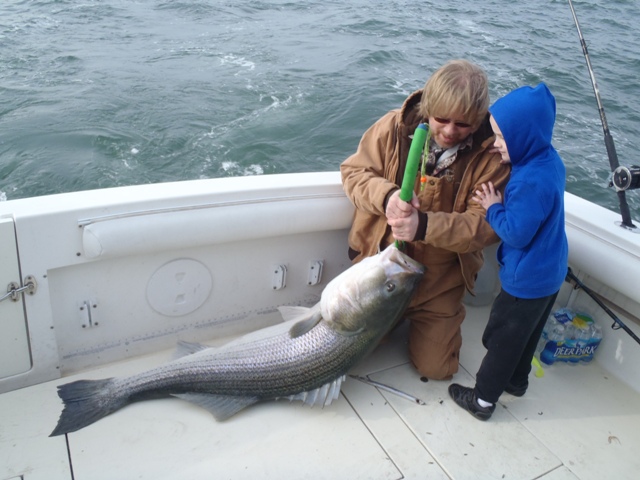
[{"left": 1, "top": 0, "right": 639, "bottom": 217}]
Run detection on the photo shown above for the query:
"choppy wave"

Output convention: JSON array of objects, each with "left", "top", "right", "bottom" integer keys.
[{"left": 0, "top": 0, "right": 639, "bottom": 217}]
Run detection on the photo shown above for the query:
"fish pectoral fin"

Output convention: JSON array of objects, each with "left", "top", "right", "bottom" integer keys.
[
  {"left": 288, "top": 312, "right": 324, "bottom": 338},
  {"left": 333, "top": 325, "right": 365, "bottom": 337},
  {"left": 173, "top": 393, "right": 259, "bottom": 421}
]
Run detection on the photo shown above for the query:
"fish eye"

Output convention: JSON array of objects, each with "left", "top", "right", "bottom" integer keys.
[{"left": 385, "top": 282, "right": 396, "bottom": 293}]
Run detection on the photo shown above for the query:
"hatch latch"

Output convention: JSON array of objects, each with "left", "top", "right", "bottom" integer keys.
[{"left": 1, "top": 276, "right": 38, "bottom": 303}]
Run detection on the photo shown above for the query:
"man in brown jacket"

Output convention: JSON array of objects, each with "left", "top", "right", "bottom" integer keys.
[{"left": 341, "top": 59, "right": 510, "bottom": 380}]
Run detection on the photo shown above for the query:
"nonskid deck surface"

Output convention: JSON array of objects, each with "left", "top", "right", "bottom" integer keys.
[{"left": 1, "top": 304, "right": 639, "bottom": 480}]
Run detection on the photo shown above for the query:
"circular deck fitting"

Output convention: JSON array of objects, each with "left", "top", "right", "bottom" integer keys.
[{"left": 146, "top": 258, "right": 213, "bottom": 317}]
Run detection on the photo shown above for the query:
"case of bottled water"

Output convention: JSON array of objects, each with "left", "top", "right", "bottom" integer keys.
[{"left": 537, "top": 308, "right": 603, "bottom": 365}]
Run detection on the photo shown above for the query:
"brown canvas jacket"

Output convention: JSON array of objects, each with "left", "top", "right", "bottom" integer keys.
[{"left": 341, "top": 90, "right": 510, "bottom": 293}]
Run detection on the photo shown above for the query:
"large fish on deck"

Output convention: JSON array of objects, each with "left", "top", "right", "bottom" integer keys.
[{"left": 50, "top": 245, "right": 424, "bottom": 436}]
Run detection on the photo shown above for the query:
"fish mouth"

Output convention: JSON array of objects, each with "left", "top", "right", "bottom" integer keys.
[
  {"left": 383, "top": 245, "right": 425, "bottom": 277},
  {"left": 398, "top": 252, "right": 425, "bottom": 276}
]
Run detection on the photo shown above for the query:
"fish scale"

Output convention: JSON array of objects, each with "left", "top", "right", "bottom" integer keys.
[{"left": 116, "top": 322, "right": 365, "bottom": 398}]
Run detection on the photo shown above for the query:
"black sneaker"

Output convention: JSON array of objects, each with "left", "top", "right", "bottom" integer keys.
[
  {"left": 504, "top": 383, "right": 527, "bottom": 397},
  {"left": 448, "top": 383, "right": 495, "bottom": 421}
]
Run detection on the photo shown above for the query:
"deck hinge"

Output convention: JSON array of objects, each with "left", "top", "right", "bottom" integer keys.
[
  {"left": 79, "top": 300, "right": 100, "bottom": 328},
  {"left": 271, "top": 264, "right": 287, "bottom": 290},
  {"left": 307, "top": 260, "right": 324, "bottom": 286},
  {"left": 0, "top": 276, "right": 38, "bottom": 303}
]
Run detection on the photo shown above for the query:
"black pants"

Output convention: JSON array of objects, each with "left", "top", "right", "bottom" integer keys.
[{"left": 475, "top": 288, "right": 558, "bottom": 404}]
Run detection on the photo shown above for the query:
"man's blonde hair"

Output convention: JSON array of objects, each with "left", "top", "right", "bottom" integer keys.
[{"left": 419, "top": 59, "right": 489, "bottom": 129}]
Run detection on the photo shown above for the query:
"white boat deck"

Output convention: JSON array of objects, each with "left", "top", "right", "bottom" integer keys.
[{"left": 2, "top": 303, "right": 638, "bottom": 480}]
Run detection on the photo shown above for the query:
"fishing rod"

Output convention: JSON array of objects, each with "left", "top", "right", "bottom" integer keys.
[
  {"left": 566, "top": 268, "right": 640, "bottom": 346},
  {"left": 568, "top": 0, "right": 638, "bottom": 230}
]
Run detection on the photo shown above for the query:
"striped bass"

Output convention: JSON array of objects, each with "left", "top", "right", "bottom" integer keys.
[{"left": 50, "top": 245, "right": 424, "bottom": 436}]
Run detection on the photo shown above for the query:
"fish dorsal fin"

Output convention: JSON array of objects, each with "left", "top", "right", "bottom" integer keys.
[
  {"left": 280, "top": 375, "right": 345, "bottom": 407},
  {"left": 172, "top": 341, "right": 211, "bottom": 360},
  {"left": 277, "top": 305, "right": 313, "bottom": 322},
  {"left": 172, "top": 393, "right": 259, "bottom": 421},
  {"left": 288, "top": 310, "right": 323, "bottom": 338}
]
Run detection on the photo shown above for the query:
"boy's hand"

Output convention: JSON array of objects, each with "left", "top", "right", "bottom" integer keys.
[{"left": 473, "top": 181, "right": 502, "bottom": 210}]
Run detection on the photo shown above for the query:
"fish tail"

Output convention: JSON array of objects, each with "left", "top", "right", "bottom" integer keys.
[{"left": 50, "top": 378, "right": 124, "bottom": 436}]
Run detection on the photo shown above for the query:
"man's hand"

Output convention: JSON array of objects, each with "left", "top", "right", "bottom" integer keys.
[{"left": 386, "top": 190, "right": 419, "bottom": 241}]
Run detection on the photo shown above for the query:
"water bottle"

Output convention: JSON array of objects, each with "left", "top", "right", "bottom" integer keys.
[
  {"left": 576, "top": 325, "right": 592, "bottom": 362},
  {"left": 535, "top": 315, "right": 555, "bottom": 358},
  {"left": 581, "top": 324, "right": 603, "bottom": 364},
  {"left": 563, "top": 323, "right": 581, "bottom": 365},
  {"left": 552, "top": 307, "right": 574, "bottom": 325},
  {"left": 539, "top": 322, "right": 565, "bottom": 366}
]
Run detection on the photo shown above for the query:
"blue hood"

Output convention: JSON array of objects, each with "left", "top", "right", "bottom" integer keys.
[
  {"left": 484, "top": 82, "right": 568, "bottom": 299},
  {"left": 489, "top": 83, "right": 556, "bottom": 167}
]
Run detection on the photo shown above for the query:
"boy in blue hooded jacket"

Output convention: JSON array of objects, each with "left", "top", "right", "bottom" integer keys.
[{"left": 448, "top": 83, "right": 569, "bottom": 420}]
